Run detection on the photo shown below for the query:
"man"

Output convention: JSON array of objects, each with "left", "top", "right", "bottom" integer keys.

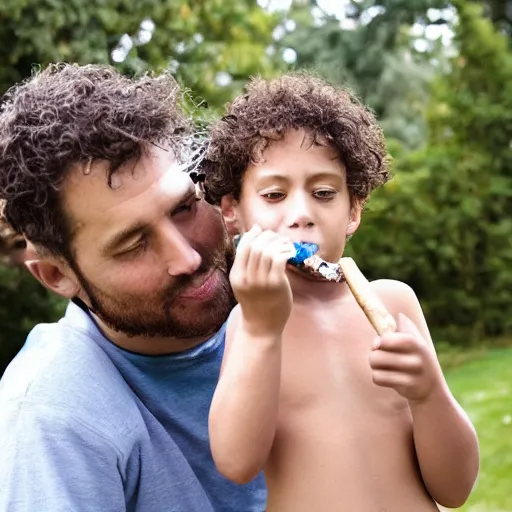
[{"left": 0, "top": 63, "right": 266, "bottom": 511}]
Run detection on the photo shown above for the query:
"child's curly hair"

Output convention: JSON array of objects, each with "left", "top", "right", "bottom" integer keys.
[
  {"left": 0, "top": 63, "right": 190, "bottom": 259},
  {"left": 203, "top": 72, "right": 391, "bottom": 205}
]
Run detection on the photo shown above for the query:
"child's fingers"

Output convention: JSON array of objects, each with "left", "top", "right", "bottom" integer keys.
[
  {"left": 369, "top": 350, "right": 423, "bottom": 375},
  {"left": 371, "top": 370, "right": 412, "bottom": 390},
  {"left": 373, "top": 333, "right": 419, "bottom": 354},
  {"left": 246, "top": 230, "right": 281, "bottom": 281},
  {"left": 232, "top": 225, "right": 262, "bottom": 271},
  {"left": 233, "top": 229, "right": 296, "bottom": 289},
  {"left": 268, "top": 241, "right": 296, "bottom": 282},
  {"left": 252, "top": 236, "right": 295, "bottom": 283}
]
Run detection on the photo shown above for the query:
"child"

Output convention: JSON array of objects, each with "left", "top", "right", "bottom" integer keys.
[{"left": 204, "top": 72, "right": 479, "bottom": 511}]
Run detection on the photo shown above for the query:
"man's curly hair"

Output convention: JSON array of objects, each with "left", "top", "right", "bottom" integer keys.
[
  {"left": 203, "top": 72, "right": 390, "bottom": 205},
  {"left": 0, "top": 63, "right": 191, "bottom": 259}
]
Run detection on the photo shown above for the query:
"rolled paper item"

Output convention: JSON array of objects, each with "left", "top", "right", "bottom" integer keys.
[
  {"left": 290, "top": 242, "right": 344, "bottom": 282},
  {"left": 298, "top": 254, "right": 345, "bottom": 282},
  {"left": 338, "top": 257, "right": 397, "bottom": 336}
]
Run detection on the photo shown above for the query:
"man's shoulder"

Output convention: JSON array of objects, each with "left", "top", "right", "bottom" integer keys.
[
  {"left": 0, "top": 318, "right": 140, "bottom": 439},
  {"left": 2, "top": 318, "right": 118, "bottom": 396}
]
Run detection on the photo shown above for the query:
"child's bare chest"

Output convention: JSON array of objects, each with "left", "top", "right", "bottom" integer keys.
[
  {"left": 278, "top": 302, "right": 408, "bottom": 418},
  {"left": 264, "top": 298, "right": 438, "bottom": 511},
  {"left": 265, "top": 303, "right": 437, "bottom": 510}
]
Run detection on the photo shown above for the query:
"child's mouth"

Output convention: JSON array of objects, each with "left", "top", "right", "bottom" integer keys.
[{"left": 287, "top": 241, "right": 319, "bottom": 267}]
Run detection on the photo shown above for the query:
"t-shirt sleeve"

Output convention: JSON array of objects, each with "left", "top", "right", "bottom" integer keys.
[{"left": 0, "top": 401, "right": 127, "bottom": 512}]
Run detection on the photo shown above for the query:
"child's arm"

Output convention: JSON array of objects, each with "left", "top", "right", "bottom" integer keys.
[
  {"left": 370, "top": 281, "right": 479, "bottom": 508},
  {"left": 208, "top": 226, "right": 294, "bottom": 484}
]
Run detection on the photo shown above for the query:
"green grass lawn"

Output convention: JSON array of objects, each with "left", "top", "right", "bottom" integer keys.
[{"left": 443, "top": 347, "right": 512, "bottom": 511}]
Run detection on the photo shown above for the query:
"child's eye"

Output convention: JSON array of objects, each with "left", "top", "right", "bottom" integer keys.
[
  {"left": 314, "top": 190, "right": 336, "bottom": 200},
  {"left": 262, "top": 192, "right": 285, "bottom": 201}
]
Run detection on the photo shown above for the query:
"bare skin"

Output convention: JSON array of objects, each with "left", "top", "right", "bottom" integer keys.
[
  {"left": 209, "top": 129, "right": 479, "bottom": 511},
  {"left": 260, "top": 279, "right": 439, "bottom": 512}
]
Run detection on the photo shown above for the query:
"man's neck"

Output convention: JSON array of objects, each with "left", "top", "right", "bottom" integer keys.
[{"left": 91, "top": 312, "right": 211, "bottom": 356}]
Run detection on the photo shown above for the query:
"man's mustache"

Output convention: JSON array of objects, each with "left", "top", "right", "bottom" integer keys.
[{"left": 162, "top": 241, "right": 233, "bottom": 304}]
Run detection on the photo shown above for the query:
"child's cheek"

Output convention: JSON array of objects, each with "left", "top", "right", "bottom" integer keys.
[{"left": 254, "top": 207, "right": 285, "bottom": 232}]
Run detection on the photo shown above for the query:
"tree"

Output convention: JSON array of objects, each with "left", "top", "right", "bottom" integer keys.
[
  {"left": 482, "top": 0, "right": 512, "bottom": 36},
  {"left": 349, "top": 0, "right": 512, "bottom": 342},
  {"left": 278, "top": 0, "right": 450, "bottom": 149},
  {"left": 0, "top": 0, "right": 284, "bottom": 110}
]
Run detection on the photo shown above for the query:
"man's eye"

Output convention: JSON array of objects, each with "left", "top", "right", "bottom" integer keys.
[
  {"left": 120, "top": 239, "right": 147, "bottom": 258},
  {"left": 262, "top": 192, "right": 285, "bottom": 201},
  {"left": 171, "top": 198, "right": 197, "bottom": 216}
]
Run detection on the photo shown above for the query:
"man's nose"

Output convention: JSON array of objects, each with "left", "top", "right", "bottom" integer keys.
[
  {"left": 286, "top": 194, "right": 315, "bottom": 229},
  {"left": 161, "top": 226, "right": 202, "bottom": 277}
]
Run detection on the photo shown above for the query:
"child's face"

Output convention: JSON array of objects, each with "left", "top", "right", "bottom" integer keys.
[{"left": 222, "top": 128, "right": 362, "bottom": 263}]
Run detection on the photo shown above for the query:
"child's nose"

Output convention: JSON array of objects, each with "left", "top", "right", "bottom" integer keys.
[{"left": 286, "top": 196, "right": 315, "bottom": 229}]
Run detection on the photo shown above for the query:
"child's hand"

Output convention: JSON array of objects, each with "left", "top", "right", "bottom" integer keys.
[
  {"left": 369, "top": 313, "right": 444, "bottom": 403},
  {"left": 230, "top": 225, "right": 296, "bottom": 338}
]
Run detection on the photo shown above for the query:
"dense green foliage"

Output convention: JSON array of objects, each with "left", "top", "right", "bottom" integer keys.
[
  {"left": 0, "top": 0, "right": 282, "bottom": 106},
  {"left": 349, "top": 0, "right": 512, "bottom": 343}
]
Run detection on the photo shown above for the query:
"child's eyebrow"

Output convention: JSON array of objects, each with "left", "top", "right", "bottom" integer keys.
[
  {"left": 306, "top": 171, "right": 345, "bottom": 182},
  {"left": 256, "top": 170, "right": 343, "bottom": 183},
  {"left": 255, "top": 173, "right": 289, "bottom": 182}
]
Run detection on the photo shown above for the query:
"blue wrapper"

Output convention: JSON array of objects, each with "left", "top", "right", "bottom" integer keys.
[{"left": 288, "top": 242, "right": 319, "bottom": 266}]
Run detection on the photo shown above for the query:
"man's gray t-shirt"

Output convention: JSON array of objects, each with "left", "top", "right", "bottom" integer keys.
[{"left": 0, "top": 302, "right": 266, "bottom": 511}]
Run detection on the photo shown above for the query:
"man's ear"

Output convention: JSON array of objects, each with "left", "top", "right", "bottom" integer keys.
[
  {"left": 220, "top": 194, "right": 241, "bottom": 237},
  {"left": 25, "top": 257, "right": 80, "bottom": 299},
  {"left": 346, "top": 201, "right": 363, "bottom": 237}
]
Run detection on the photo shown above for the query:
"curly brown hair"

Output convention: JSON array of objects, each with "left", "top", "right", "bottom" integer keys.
[
  {"left": 0, "top": 63, "right": 191, "bottom": 259},
  {"left": 203, "top": 72, "right": 390, "bottom": 205}
]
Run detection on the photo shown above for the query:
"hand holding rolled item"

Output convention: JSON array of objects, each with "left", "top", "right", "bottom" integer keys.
[
  {"left": 277, "top": 243, "right": 396, "bottom": 335},
  {"left": 338, "top": 257, "right": 397, "bottom": 336},
  {"left": 233, "top": 237, "right": 396, "bottom": 335}
]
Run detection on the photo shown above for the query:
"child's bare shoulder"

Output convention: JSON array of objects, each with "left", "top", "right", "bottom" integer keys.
[
  {"left": 369, "top": 279, "right": 433, "bottom": 343},
  {"left": 370, "top": 279, "right": 420, "bottom": 313}
]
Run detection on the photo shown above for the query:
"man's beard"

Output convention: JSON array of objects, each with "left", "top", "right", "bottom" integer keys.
[{"left": 71, "top": 239, "right": 236, "bottom": 340}]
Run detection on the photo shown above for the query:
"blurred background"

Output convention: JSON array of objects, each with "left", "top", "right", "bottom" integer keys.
[{"left": 0, "top": 0, "right": 511, "bottom": 509}]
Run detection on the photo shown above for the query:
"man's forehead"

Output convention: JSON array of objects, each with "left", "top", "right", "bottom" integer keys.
[{"left": 61, "top": 149, "right": 193, "bottom": 233}]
